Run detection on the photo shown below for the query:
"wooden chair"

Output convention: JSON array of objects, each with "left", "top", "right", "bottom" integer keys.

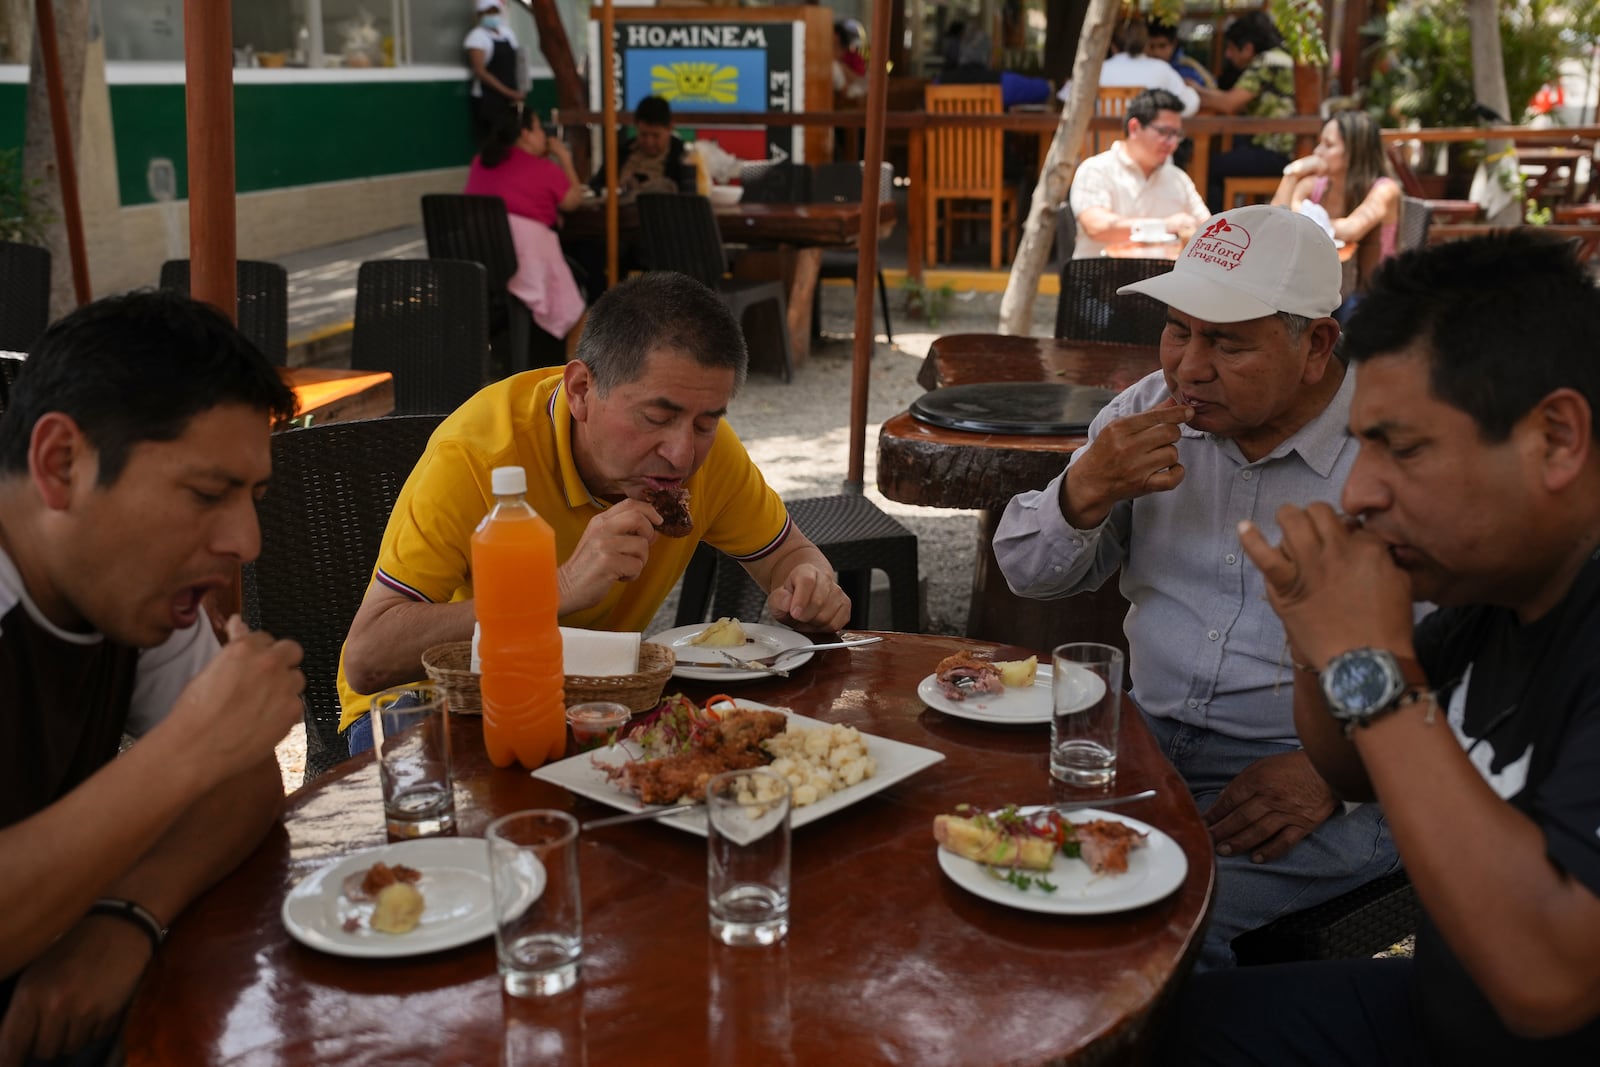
[
  {"left": 1383, "top": 143, "right": 1483, "bottom": 224},
  {"left": 1055, "top": 257, "right": 1174, "bottom": 346},
  {"left": 924, "top": 84, "right": 1017, "bottom": 270},
  {"left": 243, "top": 414, "right": 445, "bottom": 784},
  {"left": 1087, "top": 85, "right": 1144, "bottom": 156},
  {"left": 351, "top": 259, "right": 492, "bottom": 415},
  {"left": 635, "top": 193, "right": 794, "bottom": 381},
  {"left": 0, "top": 241, "right": 50, "bottom": 353},
  {"left": 159, "top": 258, "right": 289, "bottom": 366},
  {"left": 1221, "top": 176, "right": 1281, "bottom": 210}
]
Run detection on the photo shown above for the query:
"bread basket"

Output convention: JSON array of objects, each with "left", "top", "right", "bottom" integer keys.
[{"left": 422, "top": 640, "right": 676, "bottom": 715}]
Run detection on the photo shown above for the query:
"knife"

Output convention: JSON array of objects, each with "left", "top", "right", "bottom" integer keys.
[
  {"left": 581, "top": 803, "right": 697, "bottom": 831},
  {"left": 1050, "top": 788, "right": 1157, "bottom": 813}
]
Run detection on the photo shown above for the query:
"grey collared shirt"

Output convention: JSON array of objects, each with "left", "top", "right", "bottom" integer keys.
[{"left": 994, "top": 369, "right": 1358, "bottom": 745}]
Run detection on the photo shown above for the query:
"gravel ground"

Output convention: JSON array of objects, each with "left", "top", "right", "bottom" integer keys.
[{"left": 272, "top": 281, "right": 1058, "bottom": 792}]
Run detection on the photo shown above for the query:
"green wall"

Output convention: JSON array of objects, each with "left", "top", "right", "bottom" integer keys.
[
  {"left": 0, "top": 85, "right": 23, "bottom": 152},
  {"left": 103, "top": 76, "right": 556, "bottom": 206}
]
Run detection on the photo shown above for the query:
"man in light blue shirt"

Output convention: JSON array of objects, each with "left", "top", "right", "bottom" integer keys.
[{"left": 994, "top": 205, "right": 1400, "bottom": 969}]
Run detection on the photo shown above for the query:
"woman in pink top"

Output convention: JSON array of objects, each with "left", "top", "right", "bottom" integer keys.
[
  {"left": 466, "top": 108, "right": 584, "bottom": 226},
  {"left": 465, "top": 109, "right": 587, "bottom": 341},
  {"left": 1273, "top": 110, "right": 1401, "bottom": 319}
]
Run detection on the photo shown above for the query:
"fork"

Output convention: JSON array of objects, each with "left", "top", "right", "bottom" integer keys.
[{"left": 711, "top": 635, "right": 883, "bottom": 672}]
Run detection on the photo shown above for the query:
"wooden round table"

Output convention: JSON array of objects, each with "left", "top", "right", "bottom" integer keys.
[{"left": 124, "top": 632, "right": 1213, "bottom": 1066}]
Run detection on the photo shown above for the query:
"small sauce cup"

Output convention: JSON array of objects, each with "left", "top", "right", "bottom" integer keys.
[{"left": 567, "top": 702, "right": 632, "bottom": 752}]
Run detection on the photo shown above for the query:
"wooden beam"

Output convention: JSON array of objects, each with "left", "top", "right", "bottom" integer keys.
[{"left": 33, "top": 0, "right": 90, "bottom": 306}]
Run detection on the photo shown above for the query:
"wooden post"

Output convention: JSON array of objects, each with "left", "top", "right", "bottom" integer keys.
[
  {"left": 184, "top": 0, "right": 237, "bottom": 322},
  {"left": 185, "top": 0, "right": 241, "bottom": 621},
  {"left": 601, "top": 0, "right": 618, "bottom": 287},
  {"left": 844, "top": 0, "right": 894, "bottom": 491}
]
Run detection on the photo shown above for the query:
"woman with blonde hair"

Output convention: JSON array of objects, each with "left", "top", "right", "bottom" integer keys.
[{"left": 1272, "top": 109, "right": 1401, "bottom": 319}]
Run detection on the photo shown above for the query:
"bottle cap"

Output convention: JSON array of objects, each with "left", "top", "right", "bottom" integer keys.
[{"left": 490, "top": 466, "right": 527, "bottom": 496}]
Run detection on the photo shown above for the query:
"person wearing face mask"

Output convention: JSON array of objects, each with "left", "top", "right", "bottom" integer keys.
[
  {"left": 336, "top": 273, "right": 850, "bottom": 755},
  {"left": 465, "top": 0, "right": 524, "bottom": 148}
]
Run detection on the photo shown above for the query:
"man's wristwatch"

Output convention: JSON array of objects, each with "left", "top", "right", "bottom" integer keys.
[{"left": 1319, "top": 648, "right": 1429, "bottom": 735}]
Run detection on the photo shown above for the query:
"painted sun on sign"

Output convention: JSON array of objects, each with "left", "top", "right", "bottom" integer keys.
[{"left": 650, "top": 61, "right": 738, "bottom": 104}]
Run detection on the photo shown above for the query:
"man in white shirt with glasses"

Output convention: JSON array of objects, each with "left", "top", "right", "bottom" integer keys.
[{"left": 1068, "top": 88, "right": 1210, "bottom": 259}]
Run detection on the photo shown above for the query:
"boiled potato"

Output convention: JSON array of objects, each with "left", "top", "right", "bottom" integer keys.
[
  {"left": 370, "top": 882, "right": 425, "bottom": 934},
  {"left": 996, "top": 655, "right": 1038, "bottom": 687},
  {"left": 688, "top": 616, "right": 747, "bottom": 647}
]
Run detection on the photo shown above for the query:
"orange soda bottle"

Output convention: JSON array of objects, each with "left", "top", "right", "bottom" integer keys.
[{"left": 471, "top": 466, "right": 566, "bottom": 769}]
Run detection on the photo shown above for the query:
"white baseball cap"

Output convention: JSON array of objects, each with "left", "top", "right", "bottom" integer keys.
[
  {"left": 1118, "top": 205, "right": 1341, "bottom": 323},
  {"left": 476, "top": 0, "right": 501, "bottom": 12}
]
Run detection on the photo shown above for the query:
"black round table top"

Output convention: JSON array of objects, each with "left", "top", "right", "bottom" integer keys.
[{"left": 909, "top": 381, "right": 1119, "bottom": 436}]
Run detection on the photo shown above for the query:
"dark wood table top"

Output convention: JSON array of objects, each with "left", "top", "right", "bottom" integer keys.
[
  {"left": 884, "top": 336, "right": 1161, "bottom": 511},
  {"left": 124, "top": 631, "right": 1212, "bottom": 1067},
  {"left": 563, "top": 198, "right": 895, "bottom": 247}
]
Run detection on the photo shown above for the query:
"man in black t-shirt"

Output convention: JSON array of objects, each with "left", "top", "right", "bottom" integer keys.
[
  {"left": 1156, "top": 231, "right": 1600, "bottom": 1064},
  {"left": 0, "top": 293, "right": 305, "bottom": 1064}
]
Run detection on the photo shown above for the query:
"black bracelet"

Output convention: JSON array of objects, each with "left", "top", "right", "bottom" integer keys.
[{"left": 89, "top": 897, "right": 168, "bottom": 954}]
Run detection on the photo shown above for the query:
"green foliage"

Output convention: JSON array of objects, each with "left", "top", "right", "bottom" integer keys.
[
  {"left": 1365, "top": 0, "right": 1600, "bottom": 130},
  {"left": 0, "top": 148, "right": 53, "bottom": 245},
  {"left": 1271, "top": 0, "right": 1330, "bottom": 66},
  {"left": 901, "top": 276, "right": 955, "bottom": 330}
]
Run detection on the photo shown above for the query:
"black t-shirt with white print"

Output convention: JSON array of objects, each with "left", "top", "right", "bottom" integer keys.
[{"left": 1411, "top": 549, "right": 1600, "bottom": 1064}]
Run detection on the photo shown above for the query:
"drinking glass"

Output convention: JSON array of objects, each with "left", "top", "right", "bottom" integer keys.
[
  {"left": 706, "top": 769, "right": 791, "bottom": 947},
  {"left": 1050, "top": 642, "right": 1126, "bottom": 787},
  {"left": 370, "top": 682, "right": 455, "bottom": 838},
  {"left": 488, "top": 810, "right": 583, "bottom": 997}
]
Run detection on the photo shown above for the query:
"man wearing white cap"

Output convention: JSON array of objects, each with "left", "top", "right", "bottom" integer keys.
[{"left": 994, "top": 205, "right": 1400, "bottom": 970}]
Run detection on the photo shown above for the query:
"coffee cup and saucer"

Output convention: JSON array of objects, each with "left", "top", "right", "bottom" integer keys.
[{"left": 1130, "top": 220, "right": 1177, "bottom": 244}]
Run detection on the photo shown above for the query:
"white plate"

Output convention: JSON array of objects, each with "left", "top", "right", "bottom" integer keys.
[
  {"left": 916, "top": 665, "right": 1055, "bottom": 725},
  {"left": 650, "top": 622, "right": 815, "bottom": 682},
  {"left": 532, "top": 700, "right": 944, "bottom": 836},
  {"left": 1131, "top": 232, "right": 1178, "bottom": 244},
  {"left": 936, "top": 807, "right": 1187, "bottom": 915},
  {"left": 281, "top": 837, "right": 503, "bottom": 958}
]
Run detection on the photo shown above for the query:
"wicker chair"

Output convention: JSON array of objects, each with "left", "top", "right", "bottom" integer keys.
[
  {"left": 159, "top": 259, "right": 289, "bottom": 366},
  {"left": 420, "top": 193, "right": 567, "bottom": 375},
  {"left": 0, "top": 241, "right": 50, "bottom": 353},
  {"left": 635, "top": 193, "right": 794, "bottom": 381},
  {"left": 811, "top": 161, "right": 894, "bottom": 344},
  {"left": 1055, "top": 257, "right": 1174, "bottom": 346},
  {"left": 1398, "top": 195, "right": 1434, "bottom": 253},
  {"left": 674, "top": 494, "right": 920, "bottom": 632},
  {"left": 352, "top": 259, "right": 492, "bottom": 415},
  {"left": 1232, "top": 870, "right": 1419, "bottom": 965},
  {"left": 0, "top": 354, "right": 24, "bottom": 415},
  {"left": 243, "top": 414, "right": 445, "bottom": 784},
  {"left": 740, "top": 160, "right": 811, "bottom": 204}
]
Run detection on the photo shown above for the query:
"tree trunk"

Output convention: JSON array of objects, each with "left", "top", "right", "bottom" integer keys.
[
  {"left": 2, "top": 0, "right": 30, "bottom": 63},
  {"left": 23, "top": 0, "right": 88, "bottom": 320},
  {"left": 1466, "top": 0, "right": 1522, "bottom": 225},
  {"left": 526, "top": 0, "right": 583, "bottom": 112},
  {"left": 998, "top": 0, "right": 1120, "bottom": 335}
]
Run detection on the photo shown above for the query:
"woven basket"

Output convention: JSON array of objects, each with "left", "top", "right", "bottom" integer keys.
[{"left": 421, "top": 640, "right": 676, "bottom": 716}]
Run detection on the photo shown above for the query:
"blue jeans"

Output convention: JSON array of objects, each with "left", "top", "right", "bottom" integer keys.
[
  {"left": 346, "top": 713, "right": 374, "bottom": 757},
  {"left": 1142, "top": 711, "right": 1401, "bottom": 971}
]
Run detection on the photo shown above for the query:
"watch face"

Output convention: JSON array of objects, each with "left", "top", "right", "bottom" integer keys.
[{"left": 1325, "top": 654, "right": 1398, "bottom": 715}]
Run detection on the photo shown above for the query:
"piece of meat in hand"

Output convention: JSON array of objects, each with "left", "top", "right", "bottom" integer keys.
[{"left": 644, "top": 485, "right": 693, "bottom": 537}]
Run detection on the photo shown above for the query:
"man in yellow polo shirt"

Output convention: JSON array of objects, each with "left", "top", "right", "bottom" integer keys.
[{"left": 336, "top": 272, "right": 850, "bottom": 751}]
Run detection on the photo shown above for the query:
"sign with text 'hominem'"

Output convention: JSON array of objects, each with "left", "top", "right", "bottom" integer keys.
[{"left": 587, "top": 18, "right": 806, "bottom": 163}]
